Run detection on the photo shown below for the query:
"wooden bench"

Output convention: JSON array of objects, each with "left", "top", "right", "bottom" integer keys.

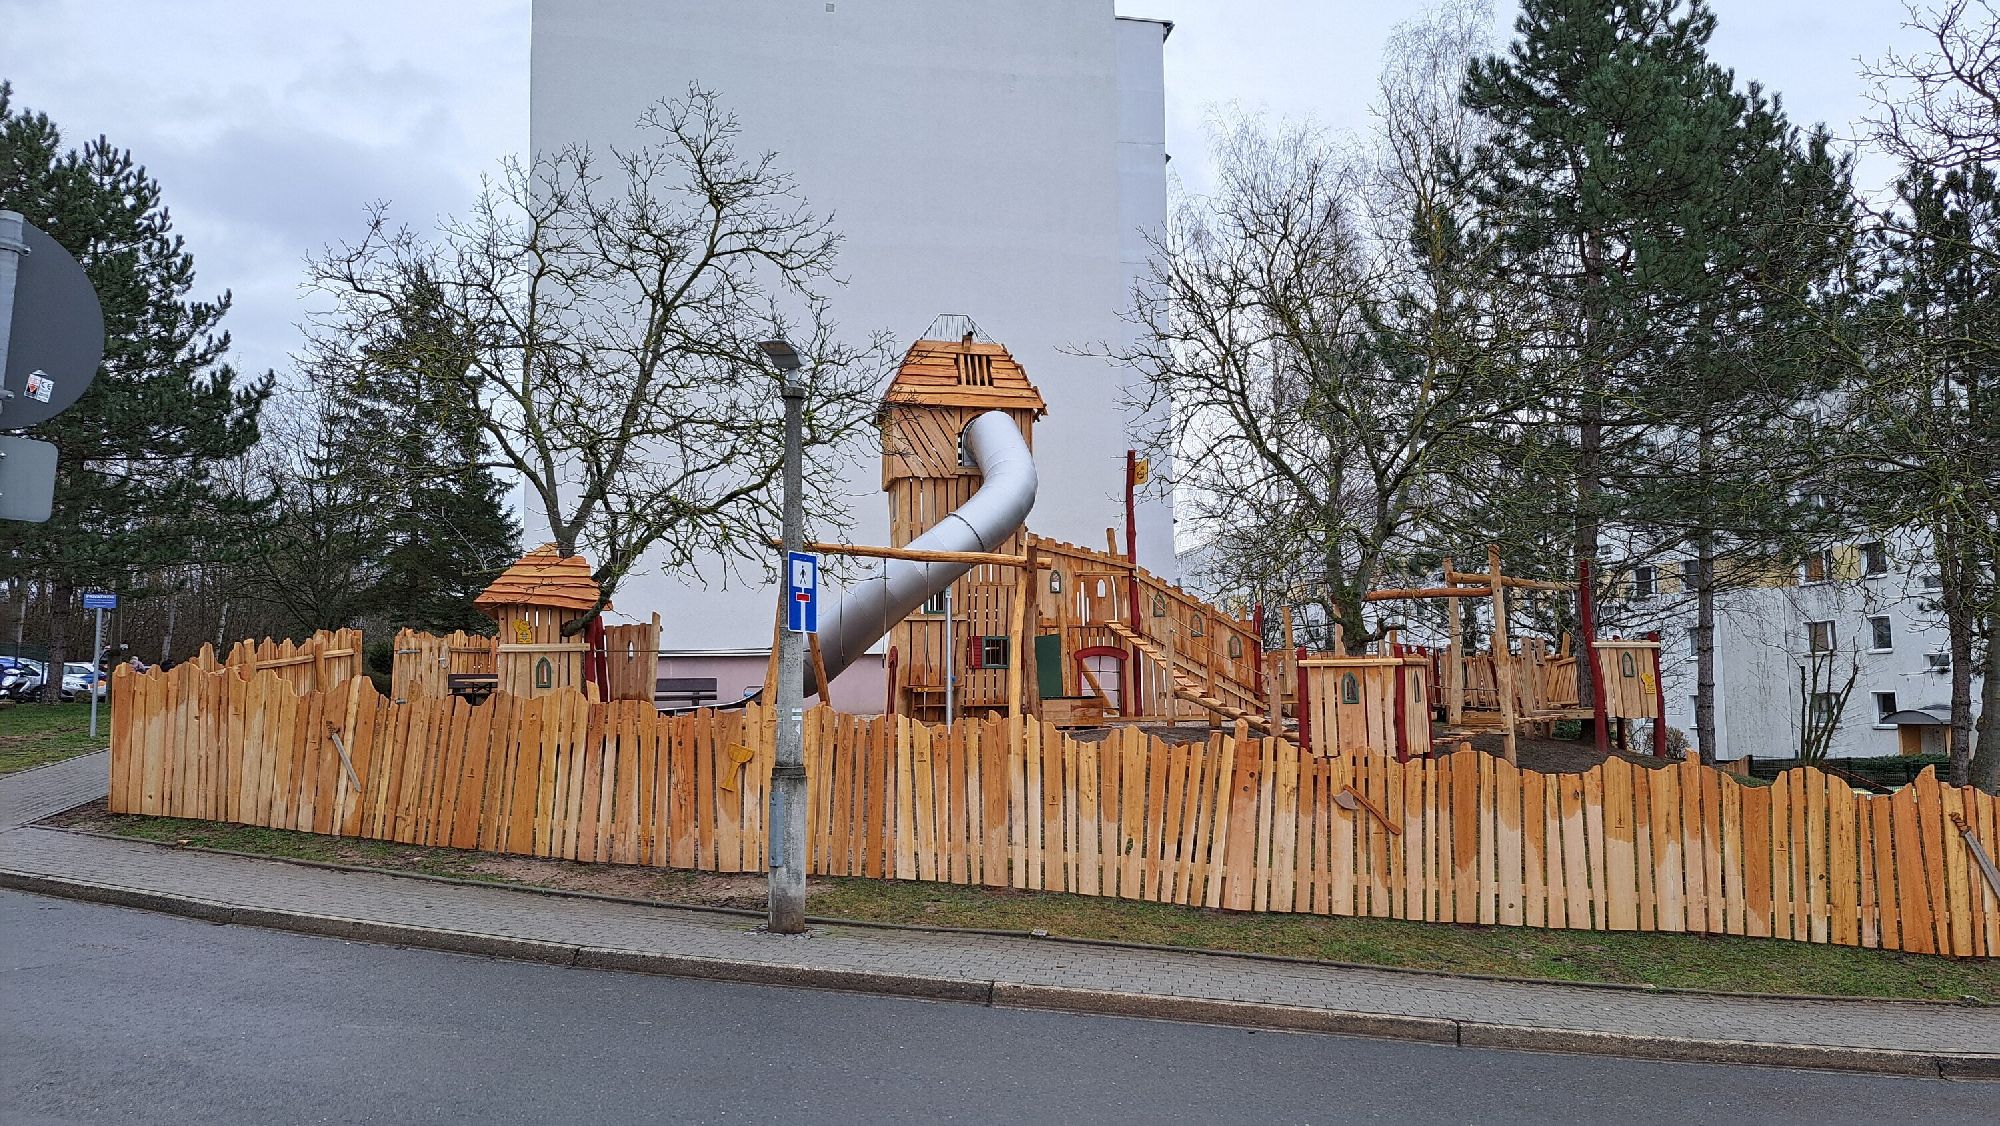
[{"left": 655, "top": 676, "right": 719, "bottom": 710}]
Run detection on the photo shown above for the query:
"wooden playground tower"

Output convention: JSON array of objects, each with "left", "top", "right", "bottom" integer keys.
[{"left": 803, "top": 331, "right": 1268, "bottom": 730}]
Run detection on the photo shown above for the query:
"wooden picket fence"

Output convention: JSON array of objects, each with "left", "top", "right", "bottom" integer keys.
[
  {"left": 106, "top": 662, "right": 2000, "bottom": 957},
  {"left": 217, "top": 629, "right": 364, "bottom": 693}
]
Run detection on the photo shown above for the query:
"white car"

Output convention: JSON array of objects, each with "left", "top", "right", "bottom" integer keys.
[{"left": 62, "top": 662, "right": 107, "bottom": 700}]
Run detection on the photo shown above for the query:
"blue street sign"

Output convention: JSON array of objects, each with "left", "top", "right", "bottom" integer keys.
[
  {"left": 785, "top": 551, "right": 818, "bottom": 634},
  {"left": 82, "top": 591, "right": 117, "bottom": 610}
]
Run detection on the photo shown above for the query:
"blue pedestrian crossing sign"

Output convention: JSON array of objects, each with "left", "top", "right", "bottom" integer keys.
[
  {"left": 82, "top": 591, "right": 118, "bottom": 610},
  {"left": 785, "top": 551, "right": 818, "bottom": 634}
]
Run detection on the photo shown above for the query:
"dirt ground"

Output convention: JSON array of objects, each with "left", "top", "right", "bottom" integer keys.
[{"left": 1446, "top": 731, "right": 1671, "bottom": 774}]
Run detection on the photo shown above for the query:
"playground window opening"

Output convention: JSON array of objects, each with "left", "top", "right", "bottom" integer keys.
[
  {"left": 1868, "top": 615, "right": 1893, "bottom": 652},
  {"left": 1860, "top": 541, "right": 1888, "bottom": 576},
  {"left": 921, "top": 591, "right": 947, "bottom": 616},
  {"left": 976, "top": 635, "right": 1010, "bottom": 669},
  {"left": 1806, "top": 619, "right": 1836, "bottom": 653},
  {"left": 1873, "top": 691, "right": 1898, "bottom": 726}
]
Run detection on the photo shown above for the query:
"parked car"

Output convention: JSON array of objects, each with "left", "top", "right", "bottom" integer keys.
[{"left": 63, "top": 662, "right": 107, "bottom": 700}]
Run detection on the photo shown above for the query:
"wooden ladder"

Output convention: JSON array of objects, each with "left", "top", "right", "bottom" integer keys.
[{"left": 1101, "top": 620, "right": 1272, "bottom": 733}]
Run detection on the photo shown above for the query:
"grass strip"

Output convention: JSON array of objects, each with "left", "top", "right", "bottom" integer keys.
[{"left": 64, "top": 807, "right": 2000, "bottom": 1003}]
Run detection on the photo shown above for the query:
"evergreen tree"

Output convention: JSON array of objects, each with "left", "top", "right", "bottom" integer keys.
[
  {"left": 1461, "top": 0, "right": 1853, "bottom": 752},
  {"left": 0, "top": 83, "right": 268, "bottom": 695},
  {"left": 311, "top": 272, "right": 518, "bottom": 633}
]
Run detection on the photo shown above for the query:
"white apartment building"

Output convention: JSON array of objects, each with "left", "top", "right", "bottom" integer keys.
[
  {"left": 1633, "top": 538, "right": 1963, "bottom": 762},
  {"left": 529, "top": 1, "right": 1175, "bottom": 701}
]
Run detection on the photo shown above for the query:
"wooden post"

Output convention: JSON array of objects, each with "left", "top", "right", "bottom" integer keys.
[
  {"left": 762, "top": 595, "right": 784, "bottom": 699},
  {"left": 1251, "top": 602, "right": 1266, "bottom": 702},
  {"left": 1647, "top": 630, "right": 1669, "bottom": 758},
  {"left": 1391, "top": 638, "right": 1408, "bottom": 764},
  {"left": 1265, "top": 653, "right": 1283, "bottom": 736},
  {"left": 1444, "top": 557, "right": 1465, "bottom": 728},
  {"left": 1007, "top": 558, "right": 1032, "bottom": 718},
  {"left": 1294, "top": 646, "right": 1312, "bottom": 755},
  {"left": 808, "top": 632, "right": 831, "bottom": 704},
  {"left": 1488, "top": 544, "right": 1518, "bottom": 765}
]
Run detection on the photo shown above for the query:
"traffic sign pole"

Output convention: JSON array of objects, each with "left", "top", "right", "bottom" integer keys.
[
  {"left": 82, "top": 591, "right": 117, "bottom": 738},
  {"left": 88, "top": 606, "right": 104, "bottom": 738}
]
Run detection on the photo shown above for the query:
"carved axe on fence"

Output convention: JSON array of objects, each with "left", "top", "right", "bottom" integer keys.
[
  {"left": 1332, "top": 786, "right": 1400, "bottom": 836},
  {"left": 1950, "top": 813, "right": 2000, "bottom": 901}
]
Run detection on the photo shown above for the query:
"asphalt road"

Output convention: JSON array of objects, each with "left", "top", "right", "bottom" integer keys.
[{"left": 2, "top": 891, "right": 1993, "bottom": 1125}]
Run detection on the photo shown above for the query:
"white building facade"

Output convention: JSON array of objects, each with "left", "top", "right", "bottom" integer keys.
[
  {"left": 529, "top": 1, "right": 1175, "bottom": 700},
  {"left": 1642, "top": 540, "right": 1962, "bottom": 762}
]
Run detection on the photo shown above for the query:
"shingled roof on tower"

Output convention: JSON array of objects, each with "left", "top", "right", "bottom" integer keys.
[
  {"left": 474, "top": 544, "right": 605, "bottom": 614},
  {"left": 884, "top": 334, "right": 1047, "bottom": 416}
]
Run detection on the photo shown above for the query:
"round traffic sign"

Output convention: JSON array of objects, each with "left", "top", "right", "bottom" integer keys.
[{"left": 3, "top": 221, "right": 104, "bottom": 428}]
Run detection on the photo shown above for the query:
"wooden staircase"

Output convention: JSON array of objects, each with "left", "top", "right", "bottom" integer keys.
[{"left": 1100, "top": 620, "right": 1272, "bottom": 733}]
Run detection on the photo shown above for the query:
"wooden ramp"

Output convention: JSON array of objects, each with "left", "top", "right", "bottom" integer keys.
[{"left": 1101, "top": 620, "right": 1272, "bottom": 733}]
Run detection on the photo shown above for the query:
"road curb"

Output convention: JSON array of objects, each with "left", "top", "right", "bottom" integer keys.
[{"left": 4, "top": 866, "right": 1994, "bottom": 1080}]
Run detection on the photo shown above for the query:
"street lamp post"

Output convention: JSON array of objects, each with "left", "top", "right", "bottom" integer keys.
[{"left": 758, "top": 339, "right": 810, "bottom": 934}]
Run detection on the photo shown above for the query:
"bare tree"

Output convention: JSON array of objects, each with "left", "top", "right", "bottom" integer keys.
[
  {"left": 308, "top": 87, "right": 886, "bottom": 629},
  {"left": 1108, "top": 1, "right": 1529, "bottom": 651},
  {"left": 1865, "top": 1, "right": 2000, "bottom": 175}
]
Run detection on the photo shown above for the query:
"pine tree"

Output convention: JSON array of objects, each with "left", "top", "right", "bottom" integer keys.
[
  {"left": 309, "top": 271, "right": 518, "bottom": 634},
  {"left": 1461, "top": 1, "right": 1853, "bottom": 752},
  {"left": 0, "top": 83, "right": 269, "bottom": 696}
]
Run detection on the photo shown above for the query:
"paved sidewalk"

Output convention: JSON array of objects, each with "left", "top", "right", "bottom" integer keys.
[{"left": 4, "top": 751, "right": 1996, "bottom": 1077}]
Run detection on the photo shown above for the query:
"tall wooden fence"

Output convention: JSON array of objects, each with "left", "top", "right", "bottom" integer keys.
[
  {"left": 215, "top": 629, "right": 363, "bottom": 694},
  {"left": 390, "top": 629, "right": 498, "bottom": 703},
  {"left": 106, "top": 663, "right": 2000, "bottom": 957}
]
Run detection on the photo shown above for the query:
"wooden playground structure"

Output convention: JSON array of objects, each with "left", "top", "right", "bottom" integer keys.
[{"left": 361, "top": 331, "right": 1664, "bottom": 766}]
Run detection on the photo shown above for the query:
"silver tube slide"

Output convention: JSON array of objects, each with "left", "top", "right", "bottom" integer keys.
[{"left": 815, "top": 409, "right": 1037, "bottom": 684}]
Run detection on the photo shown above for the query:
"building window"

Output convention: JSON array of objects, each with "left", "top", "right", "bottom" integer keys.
[
  {"left": 1810, "top": 692, "right": 1840, "bottom": 725},
  {"left": 1680, "top": 559, "right": 1701, "bottom": 589},
  {"left": 1867, "top": 615, "right": 1893, "bottom": 652},
  {"left": 1806, "top": 620, "right": 1836, "bottom": 653},
  {"left": 1923, "top": 570, "right": 1944, "bottom": 591},
  {"left": 979, "top": 636, "right": 1010, "bottom": 669},
  {"left": 1630, "top": 565, "right": 1657, "bottom": 600},
  {"left": 1873, "top": 691, "right": 1898, "bottom": 725},
  {"left": 1802, "top": 549, "right": 1833, "bottom": 584},
  {"left": 1859, "top": 541, "right": 1888, "bottom": 576},
  {"left": 921, "top": 591, "right": 947, "bottom": 616}
]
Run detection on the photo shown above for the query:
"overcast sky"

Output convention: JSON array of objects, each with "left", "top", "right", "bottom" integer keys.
[{"left": 2, "top": 0, "right": 1927, "bottom": 384}]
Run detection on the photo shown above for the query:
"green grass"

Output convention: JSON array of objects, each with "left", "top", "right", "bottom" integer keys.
[
  {"left": 75, "top": 810, "right": 2000, "bottom": 1003},
  {"left": 0, "top": 701, "right": 108, "bottom": 774}
]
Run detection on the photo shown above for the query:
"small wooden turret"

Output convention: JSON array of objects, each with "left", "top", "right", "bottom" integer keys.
[{"left": 475, "top": 544, "right": 602, "bottom": 698}]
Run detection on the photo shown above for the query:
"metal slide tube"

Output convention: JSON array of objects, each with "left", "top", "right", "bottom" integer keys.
[{"left": 815, "top": 409, "right": 1037, "bottom": 684}]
